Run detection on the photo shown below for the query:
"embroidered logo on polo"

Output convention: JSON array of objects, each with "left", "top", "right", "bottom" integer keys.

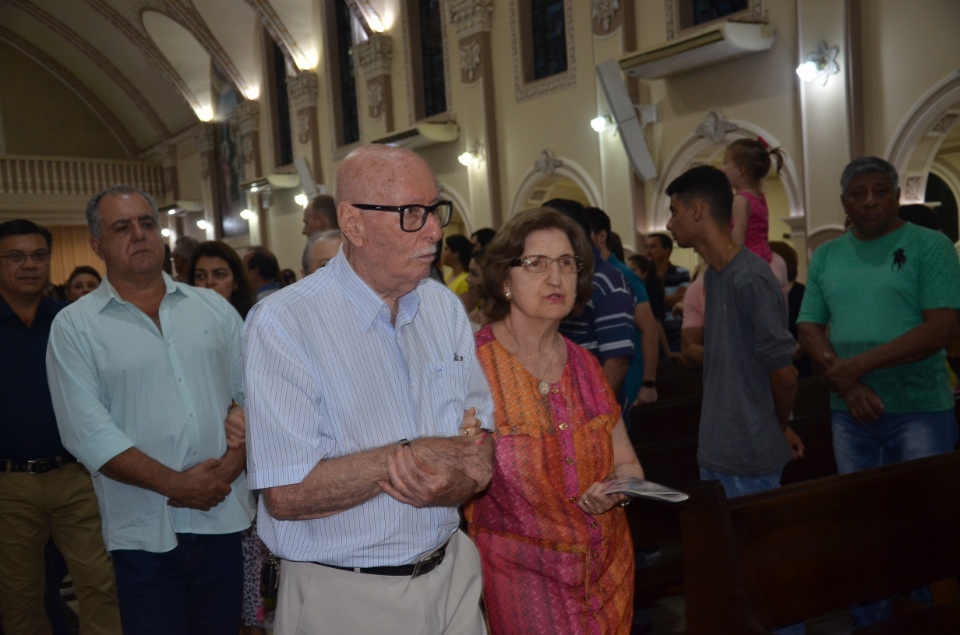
[{"left": 891, "top": 248, "right": 906, "bottom": 272}]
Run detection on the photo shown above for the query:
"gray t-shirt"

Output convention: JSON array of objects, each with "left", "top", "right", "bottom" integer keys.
[{"left": 700, "top": 249, "right": 795, "bottom": 476}]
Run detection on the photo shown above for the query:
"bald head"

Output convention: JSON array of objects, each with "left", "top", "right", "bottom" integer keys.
[
  {"left": 334, "top": 145, "right": 437, "bottom": 213},
  {"left": 333, "top": 144, "right": 443, "bottom": 308}
]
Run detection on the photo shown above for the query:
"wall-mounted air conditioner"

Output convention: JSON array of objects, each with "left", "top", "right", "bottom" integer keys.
[
  {"left": 619, "top": 21, "right": 774, "bottom": 80},
  {"left": 372, "top": 122, "right": 459, "bottom": 149}
]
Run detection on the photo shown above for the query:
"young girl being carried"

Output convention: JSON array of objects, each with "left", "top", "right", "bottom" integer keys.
[{"left": 721, "top": 137, "right": 789, "bottom": 288}]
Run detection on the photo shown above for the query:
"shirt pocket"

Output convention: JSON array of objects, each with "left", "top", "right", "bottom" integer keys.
[{"left": 415, "top": 361, "right": 469, "bottom": 437}]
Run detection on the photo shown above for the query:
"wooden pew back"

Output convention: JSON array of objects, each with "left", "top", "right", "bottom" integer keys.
[{"left": 681, "top": 451, "right": 960, "bottom": 634}]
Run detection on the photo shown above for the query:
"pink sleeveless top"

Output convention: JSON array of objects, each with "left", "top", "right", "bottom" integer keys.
[{"left": 734, "top": 190, "right": 772, "bottom": 262}]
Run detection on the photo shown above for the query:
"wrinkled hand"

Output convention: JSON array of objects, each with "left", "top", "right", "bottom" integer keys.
[
  {"left": 843, "top": 383, "right": 885, "bottom": 424},
  {"left": 784, "top": 425, "right": 805, "bottom": 460},
  {"left": 224, "top": 406, "right": 245, "bottom": 449},
  {"left": 378, "top": 435, "right": 494, "bottom": 507},
  {"left": 577, "top": 480, "right": 627, "bottom": 516},
  {"left": 166, "top": 459, "right": 232, "bottom": 511},
  {"left": 636, "top": 386, "right": 658, "bottom": 405},
  {"left": 823, "top": 352, "right": 864, "bottom": 396}
]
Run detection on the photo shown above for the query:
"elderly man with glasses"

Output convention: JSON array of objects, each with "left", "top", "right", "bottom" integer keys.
[{"left": 243, "top": 144, "right": 495, "bottom": 634}]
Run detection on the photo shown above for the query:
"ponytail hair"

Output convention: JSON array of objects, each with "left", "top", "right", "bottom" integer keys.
[{"left": 726, "top": 137, "right": 786, "bottom": 181}]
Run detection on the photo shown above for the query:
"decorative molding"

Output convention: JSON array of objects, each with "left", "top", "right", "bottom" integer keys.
[
  {"left": 534, "top": 149, "right": 564, "bottom": 176},
  {"left": 903, "top": 175, "right": 924, "bottom": 202},
  {"left": 368, "top": 79, "right": 385, "bottom": 119},
  {"left": 591, "top": 0, "right": 621, "bottom": 35},
  {"left": 460, "top": 38, "right": 482, "bottom": 83},
  {"left": 354, "top": 34, "right": 393, "bottom": 78},
  {"left": 232, "top": 100, "right": 260, "bottom": 136},
  {"left": 666, "top": 0, "right": 765, "bottom": 40},
  {"left": 192, "top": 124, "right": 216, "bottom": 180},
  {"left": 297, "top": 111, "right": 312, "bottom": 145},
  {"left": 287, "top": 71, "right": 319, "bottom": 111},
  {"left": 510, "top": 0, "right": 577, "bottom": 102},
  {"left": 695, "top": 110, "right": 739, "bottom": 143},
  {"left": 449, "top": 0, "right": 494, "bottom": 38},
  {"left": 932, "top": 113, "right": 959, "bottom": 135}
]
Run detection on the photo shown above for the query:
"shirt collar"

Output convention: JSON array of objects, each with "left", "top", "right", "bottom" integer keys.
[
  {"left": 330, "top": 250, "right": 421, "bottom": 331},
  {"left": 92, "top": 271, "right": 182, "bottom": 313}
]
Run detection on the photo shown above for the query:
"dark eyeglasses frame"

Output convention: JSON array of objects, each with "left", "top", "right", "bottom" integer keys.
[{"left": 350, "top": 201, "right": 453, "bottom": 232}]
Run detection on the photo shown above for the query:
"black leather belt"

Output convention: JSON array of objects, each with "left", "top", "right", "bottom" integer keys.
[
  {"left": 315, "top": 542, "right": 447, "bottom": 578},
  {"left": 0, "top": 455, "right": 76, "bottom": 475}
]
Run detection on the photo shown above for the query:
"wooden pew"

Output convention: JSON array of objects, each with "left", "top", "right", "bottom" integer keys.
[
  {"left": 626, "top": 375, "right": 834, "bottom": 607},
  {"left": 680, "top": 451, "right": 960, "bottom": 634}
]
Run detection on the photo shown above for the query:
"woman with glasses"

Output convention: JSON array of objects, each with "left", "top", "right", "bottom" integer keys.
[{"left": 463, "top": 207, "right": 644, "bottom": 634}]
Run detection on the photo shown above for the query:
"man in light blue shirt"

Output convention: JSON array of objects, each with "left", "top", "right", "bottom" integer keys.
[
  {"left": 244, "top": 145, "right": 495, "bottom": 634},
  {"left": 47, "top": 186, "right": 253, "bottom": 635}
]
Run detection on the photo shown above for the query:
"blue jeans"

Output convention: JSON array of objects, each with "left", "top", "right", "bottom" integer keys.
[
  {"left": 112, "top": 532, "right": 243, "bottom": 635},
  {"left": 698, "top": 467, "right": 783, "bottom": 498},
  {"left": 699, "top": 467, "right": 804, "bottom": 635},
  {"left": 832, "top": 409, "right": 957, "bottom": 475},
  {"left": 833, "top": 409, "right": 955, "bottom": 626}
]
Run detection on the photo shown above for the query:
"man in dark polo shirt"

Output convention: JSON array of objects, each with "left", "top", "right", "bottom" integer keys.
[{"left": 0, "top": 219, "right": 120, "bottom": 634}]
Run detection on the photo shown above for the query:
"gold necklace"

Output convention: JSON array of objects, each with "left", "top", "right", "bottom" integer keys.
[
  {"left": 503, "top": 321, "right": 559, "bottom": 396},
  {"left": 725, "top": 241, "right": 739, "bottom": 266}
]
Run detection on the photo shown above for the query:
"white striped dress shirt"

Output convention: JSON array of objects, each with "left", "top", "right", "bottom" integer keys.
[{"left": 244, "top": 251, "right": 493, "bottom": 566}]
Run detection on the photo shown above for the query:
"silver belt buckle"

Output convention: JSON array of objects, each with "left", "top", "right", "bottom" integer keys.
[{"left": 411, "top": 547, "right": 440, "bottom": 578}]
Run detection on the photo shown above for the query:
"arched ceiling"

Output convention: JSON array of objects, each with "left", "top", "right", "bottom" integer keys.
[{"left": 0, "top": 0, "right": 339, "bottom": 158}]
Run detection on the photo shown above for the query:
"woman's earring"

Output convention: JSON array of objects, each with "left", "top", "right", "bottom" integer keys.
[{"left": 504, "top": 289, "right": 512, "bottom": 300}]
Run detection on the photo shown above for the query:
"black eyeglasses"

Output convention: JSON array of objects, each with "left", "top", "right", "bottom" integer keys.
[
  {"left": 351, "top": 201, "right": 453, "bottom": 232},
  {"left": 509, "top": 255, "right": 583, "bottom": 274}
]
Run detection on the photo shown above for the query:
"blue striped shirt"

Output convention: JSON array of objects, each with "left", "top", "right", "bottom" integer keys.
[
  {"left": 560, "top": 250, "right": 635, "bottom": 361},
  {"left": 46, "top": 274, "right": 253, "bottom": 552},
  {"left": 244, "top": 251, "right": 493, "bottom": 566}
]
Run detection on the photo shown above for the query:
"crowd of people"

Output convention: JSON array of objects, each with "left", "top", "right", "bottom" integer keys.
[{"left": 1, "top": 143, "right": 958, "bottom": 635}]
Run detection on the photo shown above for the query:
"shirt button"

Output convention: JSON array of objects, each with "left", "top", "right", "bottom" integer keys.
[
  {"left": 178, "top": 377, "right": 183, "bottom": 383},
  {"left": 591, "top": 522, "right": 599, "bottom": 529},
  {"left": 569, "top": 497, "right": 577, "bottom": 503},
  {"left": 551, "top": 387, "right": 559, "bottom": 394},
  {"left": 189, "top": 413, "right": 194, "bottom": 418},
  {"left": 558, "top": 423, "right": 569, "bottom": 430},
  {"left": 565, "top": 457, "right": 574, "bottom": 465}
]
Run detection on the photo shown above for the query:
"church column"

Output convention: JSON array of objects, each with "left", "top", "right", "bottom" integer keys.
[
  {"left": 192, "top": 122, "right": 219, "bottom": 239},
  {"left": 287, "top": 71, "right": 323, "bottom": 187},
  {"left": 354, "top": 34, "right": 394, "bottom": 136},
  {"left": 233, "top": 100, "right": 262, "bottom": 181},
  {"left": 450, "top": 0, "right": 501, "bottom": 228}
]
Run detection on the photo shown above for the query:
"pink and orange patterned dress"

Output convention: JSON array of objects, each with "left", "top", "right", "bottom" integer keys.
[{"left": 465, "top": 326, "right": 634, "bottom": 635}]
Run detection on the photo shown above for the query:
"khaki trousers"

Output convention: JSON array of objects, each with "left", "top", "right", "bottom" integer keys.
[
  {"left": 0, "top": 462, "right": 120, "bottom": 635},
  {"left": 275, "top": 529, "right": 486, "bottom": 635}
]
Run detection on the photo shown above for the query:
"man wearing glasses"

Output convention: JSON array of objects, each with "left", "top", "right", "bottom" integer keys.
[
  {"left": 244, "top": 144, "right": 495, "bottom": 634},
  {"left": 0, "top": 220, "right": 120, "bottom": 634}
]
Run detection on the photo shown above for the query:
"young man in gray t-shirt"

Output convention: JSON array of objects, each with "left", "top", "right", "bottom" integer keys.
[{"left": 665, "top": 165, "right": 801, "bottom": 498}]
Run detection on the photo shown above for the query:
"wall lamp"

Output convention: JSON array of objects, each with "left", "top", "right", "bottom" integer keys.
[
  {"left": 796, "top": 41, "right": 840, "bottom": 85},
  {"left": 458, "top": 142, "right": 485, "bottom": 168},
  {"left": 590, "top": 115, "right": 613, "bottom": 133}
]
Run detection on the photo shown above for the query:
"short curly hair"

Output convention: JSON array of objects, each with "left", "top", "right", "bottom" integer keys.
[{"left": 481, "top": 207, "right": 594, "bottom": 322}]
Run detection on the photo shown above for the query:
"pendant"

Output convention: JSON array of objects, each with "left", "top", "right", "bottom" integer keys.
[{"left": 537, "top": 378, "right": 550, "bottom": 396}]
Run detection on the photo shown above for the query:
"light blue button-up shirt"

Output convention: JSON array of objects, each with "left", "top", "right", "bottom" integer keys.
[
  {"left": 46, "top": 273, "right": 253, "bottom": 553},
  {"left": 244, "top": 250, "right": 493, "bottom": 566}
]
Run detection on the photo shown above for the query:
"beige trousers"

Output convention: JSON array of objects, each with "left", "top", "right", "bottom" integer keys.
[{"left": 275, "top": 529, "right": 486, "bottom": 635}]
